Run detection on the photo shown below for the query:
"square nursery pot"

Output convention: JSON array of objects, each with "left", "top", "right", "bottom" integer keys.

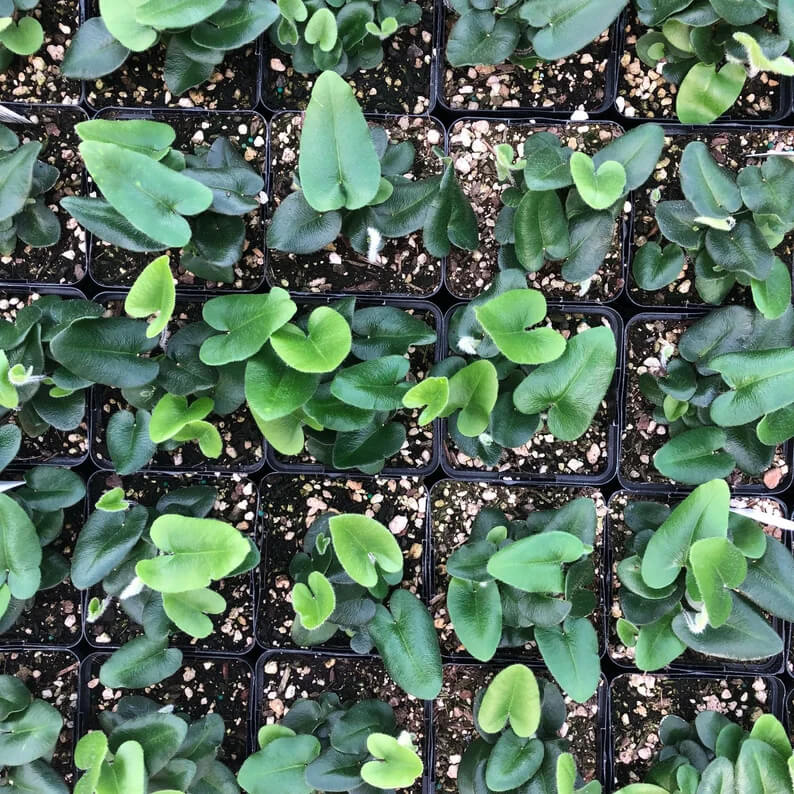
[
  {"left": 261, "top": 0, "right": 436, "bottom": 114},
  {"left": 436, "top": 4, "right": 619, "bottom": 115},
  {"left": 256, "top": 650, "right": 430, "bottom": 794},
  {"left": 82, "top": 470, "right": 260, "bottom": 657},
  {"left": 266, "top": 295, "right": 441, "bottom": 477},
  {"left": 0, "top": 285, "right": 91, "bottom": 469},
  {"left": 257, "top": 472, "right": 429, "bottom": 653},
  {"left": 81, "top": 1, "right": 262, "bottom": 110},
  {"left": 431, "top": 662, "right": 607, "bottom": 793},
  {"left": 606, "top": 489, "right": 789, "bottom": 676},
  {"left": 266, "top": 111, "right": 446, "bottom": 298},
  {"left": 627, "top": 123, "right": 794, "bottom": 310},
  {"left": 0, "top": 1, "right": 83, "bottom": 105},
  {"left": 445, "top": 118, "right": 628, "bottom": 304},
  {"left": 619, "top": 311, "right": 793, "bottom": 494},
  {"left": 80, "top": 651, "right": 254, "bottom": 773},
  {"left": 87, "top": 107, "right": 267, "bottom": 294},
  {"left": 0, "top": 647, "right": 80, "bottom": 787},
  {"left": 91, "top": 291, "right": 266, "bottom": 475},
  {"left": 0, "top": 104, "right": 88, "bottom": 287},
  {"left": 428, "top": 479, "right": 607, "bottom": 663},
  {"left": 440, "top": 303, "right": 622, "bottom": 485},
  {"left": 616, "top": 10, "right": 793, "bottom": 122},
  {"left": 609, "top": 671, "right": 785, "bottom": 789}
]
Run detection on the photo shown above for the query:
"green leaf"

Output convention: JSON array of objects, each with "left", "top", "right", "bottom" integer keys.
[
  {"left": 99, "top": 636, "right": 182, "bottom": 689},
  {"left": 62, "top": 16, "right": 130, "bottom": 79},
  {"left": 679, "top": 141, "right": 742, "bottom": 219},
  {"left": 592, "top": 124, "right": 664, "bottom": 192},
  {"left": 751, "top": 257, "right": 791, "bottom": 320},
  {"left": 305, "top": 7, "right": 337, "bottom": 50},
  {"left": 513, "top": 189, "right": 569, "bottom": 271},
  {"left": 402, "top": 376, "right": 449, "bottom": 425},
  {"left": 447, "top": 360, "right": 499, "bottom": 437},
  {"left": 485, "top": 730, "right": 544, "bottom": 791},
  {"left": 369, "top": 589, "right": 442, "bottom": 699},
  {"left": 238, "top": 735, "right": 320, "bottom": 794},
  {"left": 474, "top": 289, "right": 566, "bottom": 365},
  {"left": 0, "top": 16, "right": 42, "bottom": 55},
  {"left": 181, "top": 165, "right": 263, "bottom": 216},
  {"left": 134, "top": 0, "right": 227, "bottom": 27},
  {"left": 689, "top": 538, "right": 747, "bottom": 628},
  {"left": 331, "top": 421, "right": 406, "bottom": 469},
  {"left": 448, "top": 577, "right": 502, "bottom": 661},
  {"left": 477, "top": 664, "right": 540, "bottom": 738},
  {"left": 535, "top": 617, "right": 600, "bottom": 703},
  {"left": 704, "top": 219, "right": 773, "bottom": 282},
  {"left": 98, "top": 0, "right": 157, "bottom": 51},
  {"left": 570, "top": 152, "right": 626, "bottom": 210},
  {"left": 632, "top": 242, "right": 684, "bottom": 291},
  {"left": 244, "top": 345, "right": 318, "bottom": 422},
  {"left": 124, "top": 255, "right": 175, "bottom": 339},
  {"left": 749, "top": 713, "right": 791, "bottom": 758},
  {"left": 735, "top": 738, "right": 792, "bottom": 794},
  {"left": 0, "top": 424, "right": 20, "bottom": 473},
  {"left": 351, "top": 305, "right": 435, "bottom": 359},
  {"left": 292, "top": 571, "right": 335, "bottom": 630},
  {"left": 737, "top": 536, "right": 794, "bottom": 622},
  {"left": 522, "top": 132, "right": 573, "bottom": 190},
  {"left": 653, "top": 427, "right": 735, "bottom": 484},
  {"left": 331, "top": 355, "right": 410, "bottom": 410},
  {"left": 149, "top": 394, "right": 213, "bottom": 443},
  {"left": 635, "top": 609, "right": 687, "bottom": 671},
  {"left": 361, "top": 732, "right": 423, "bottom": 789},
  {"left": 162, "top": 587, "right": 226, "bottom": 638},
  {"left": 329, "top": 513, "right": 402, "bottom": 587},
  {"left": 0, "top": 141, "right": 39, "bottom": 223},
  {"left": 445, "top": 11, "right": 519, "bottom": 67},
  {"left": 271, "top": 306, "right": 352, "bottom": 374},
  {"left": 0, "top": 493, "right": 41, "bottom": 599},
  {"left": 0, "top": 676, "right": 31, "bottom": 721},
  {"left": 512, "top": 326, "right": 616, "bottom": 441},
  {"left": 107, "top": 410, "right": 156, "bottom": 476},
  {"left": 676, "top": 62, "right": 746, "bottom": 123},
  {"left": 423, "top": 161, "right": 478, "bottom": 257},
  {"left": 0, "top": 699, "right": 62, "bottom": 766},
  {"left": 190, "top": 0, "right": 280, "bottom": 49},
  {"left": 9, "top": 759, "right": 69, "bottom": 794},
  {"left": 267, "top": 190, "right": 342, "bottom": 254},
  {"left": 95, "top": 487, "right": 129, "bottom": 513}
]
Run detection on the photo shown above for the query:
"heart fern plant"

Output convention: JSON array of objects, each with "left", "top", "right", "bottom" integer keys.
[
  {"left": 491, "top": 123, "right": 663, "bottom": 290},
  {"left": 634, "top": 0, "right": 794, "bottom": 122},
  {"left": 637, "top": 304, "right": 794, "bottom": 485},
  {"left": 288, "top": 511, "right": 442, "bottom": 699},
  {"left": 61, "top": 118, "right": 264, "bottom": 284},
  {"left": 267, "top": 70, "right": 478, "bottom": 266},
  {"left": 62, "top": 0, "right": 280, "bottom": 97},
  {"left": 402, "top": 273, "right": 617, "bottom": 468},
  {"left": 0, "top": 2, "right": 44, "bottom": 69},
  {"left": 445, "top": 498, "right": 601, "bottom": 703},
  {"left": 0, "top": 674, "right": 67, "bottom": 794},
  {"left": 72, "top": 482, "right": 259, "bottom": 689},
  {"left": 458, "top": 664, "right": 601, "bottom": 794},
  {"left": 613, "top": 710, "right": 794, "bottom": 793},
  {"left": 75, "top": 694, "right": 238, "bottom": 794},
  {"left": 614, "top": 479, "right": 794, "bottom": 671},
  {"left": 238, "top": 693, "right": 423, "bottom": 794},
  {"left": 633, "top": 139, "right": 794, "bottom": 317}
]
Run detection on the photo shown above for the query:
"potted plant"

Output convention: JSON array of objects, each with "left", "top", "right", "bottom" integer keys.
[
  {"left": 403, "top": 272, "right": 619, "bottom": 481},
  {"left": 446, "top": 119, "right": 663, "bottom": 303},
  {"left": 620, "top": 305, "right": 794, "bottom": 491},
  {"left": 267, "top": 69, "right": 476, "bottom": 297},
  {"left": 439, "top": 0, "right": 627, "bottom": 113},
  {"left": 74, "top": 693, "right": 239, "bottom": 792},
  {"left": 618, "top": 0, "right": 794, "bottom": 121},
  {"left": 61, "top": 114, "right": 266, "bottom": 291}
]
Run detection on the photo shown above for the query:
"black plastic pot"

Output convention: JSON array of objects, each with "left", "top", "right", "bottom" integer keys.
[
  {"left": 443, "top": 117, "right": 629, "bottom": 305},
  {"left": 605, "top": 488, "right": 789, "bottom": 677},
  {"left": 265, "top": 110, "right": 447, "bottom": 299},
  {"left": 435, "top": 5, "right": 619, "bottom": 116},
  {"left": 81, "top": 469, "right": 260, "bottom": 657},
  {"left": 619, "top": 311, "right": 794, "bottom": 495},
  {"left": 266, "top": 294, "right": 442, "bottom": 477},
  {"left": 426, "top": 478, "right": 608, "bottom": 663},
  {"left": 615, "top": 10, "right": 793, "bottom": 124},
  {"left": 608, "top": 671, "right": 786, "bottom": 790},
  {"left": 440, "top": 302, "right": 622, "bottom": 486},
  {"left": 85, "top": 106, "right": 268, "bottom": 294}
]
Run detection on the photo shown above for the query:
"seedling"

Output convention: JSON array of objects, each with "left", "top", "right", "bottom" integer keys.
[
  {"left": 403, "top": 273, "right": 616, "bottom": 466},
  {"left": 74, "top": 694, "right": 237, "bottom": 794},
  {"left": 238, "top": 693, "right": 423, "bottom": 793},
  {"left": 613, "top": 710, "right": 794, "bottom": 793},
  {"left": 61, "top": 119, "right": 264, "bottom": 283},
  {"left": 272, "top": 0, "right": 421, "bottom": 74},
  {"left": 0, "top": 1, "right": 44, "bottom": 68},
  {"left": 446, "top": 498, "right": 600, "bottom": 702},
  {"left": 491, "top": 124, "right": 663, "bottom": 287},
  {"left": 639, "top": 304, "right": 794, "bottom": 485},
  {"left": 614, "top": 479, "right": 794, "bottom": 670},
  {"left": 633, "top": 140, "right": 794, "bottom": 317},
  {"left": 458, "top": 665, "right": 601, "bottom": 793},
  {"left": 72, "top": 482, "right": 259, "bottom": 688},
  {"left": 62, "top": 1, "right": 279, "bottom": 96},
  {"left": 267, "top": 70, "right": 478, "bottom": 262},
  {"left": 289, "top": 511, "right": 442, "bottom": 699}
]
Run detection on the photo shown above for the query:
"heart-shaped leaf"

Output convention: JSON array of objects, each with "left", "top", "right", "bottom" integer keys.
[
  {"left": 0, "top": 16, "right": 43, "bottom": 55},
  {"left": 328, "top": 513, "right": 402, "bottom": 588},
  {"left": 535, "top": 617, "right": 600, "bottom": 703},
  {"left": 0, "top": 699, "right": 62, "bottom": 766},
  {"left": 689, "top": 538, "right": 747, "bottom": 628},
  {"left": 162, "top": 587, "right": 226, "bottom": 638},
  {"left": 477, "top": 664, "right": 540, "bottom": 738},
  {"left": 360, "top": 733, "right": 423, "bottom": 789},
  {"left": 0, "top": 493, "right": 41, "bottom": 600},
  {"left": 485, "top": 729, "right": 544, "bottom": 791},
  {"left": 237, "top": 734, "right": 320, "bottom": 794},
  {"left": 632, "top": 242, "right": 685, "bottom": 291},
  {"left": 402, "top": 376, "right": 449, "bottom": 425},
  {"left": 447, "top": 360, "right": 499, "bottom": 437},
  {"left": 676, "top": 62, "right": 746, "bottom": 124},
  {"left": 271, "top": 306, "right": 352, "bottom": 373},
  {"left": 292, "top": 570, "right": 336, "bottom": 630},
  {"left": 570, "top": 152, "right": 626, "bottom": 210},
  {"left": 330, "top": 355, "right": 410, "bottom": 410},
  {"left": 653, "top": 427, "right": 735, "bottom": 485},
  {"left": 124, "top": 255, "right": 175, "bottom": 339}
]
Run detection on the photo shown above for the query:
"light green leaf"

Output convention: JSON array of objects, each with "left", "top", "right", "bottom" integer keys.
[
  {"left": 124, "top": 255, "right": 175, "bottom": 339},
  {"left": 570, "top": 152, "right": 626, "bottom": 210},
  {"left": 328, "top": 513, "right": 402, "bottom": 588},
  {"left": 292, "top": 571, "right": 335, "bottom": 630},
  {"left": 676, "top": 62, "right": 746, "bottom": 124},
  {"left": 477, "top": 664, "right": 540, "bottom": 738},
  {"left": 162, "top": 587, "right": 226, "bottom": 638},
  {"left": 689, "top": 537, "right": 747, "bottom": 628},
  {"left": 360, "top": 733, "right": 423, "bottom": 789},
  {"left": 271, "top": 306, "right": 352, "bottom": 374}
]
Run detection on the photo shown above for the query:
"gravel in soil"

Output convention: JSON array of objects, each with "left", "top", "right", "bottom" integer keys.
[
  {"left": 611, "top": 673, "right": 774, "bottom": 786},
  {"left": 88, "top": 110, "right": 266, "bottom": 292},
  {"left": 618, "top": 14, "right": 782, "bottom": 120},
  {"left": 630, "top": 127, "right": 794, "bottom": 307},
  {"left": 0, "top": 0, "right": 81, "bottom": 104},
  {"left": 433, "top": 664, "right": 602, "bottom": 792},
  {"left": 267, "top": 114, "right": 443, "bottom": 296},
  {"left": 620, "top": 317, "right": 789, "bottom": 490},
  {"left": 258, "top": 474, "right": 427, "bottom": 650},
  {"left": 0, "top": 650, "right": 79, "bottom": 784},
  {"left": 259, "top": 652, "right": 425, "bottom": 794},
  {"left": 85, "top": 655, "right": 251, "bottom": 771},
  {"left": 430, "top": 480, "right": 606, "bottom": 658},
  {"left": 444, "top": 311, "right": 617, "bottom": 479},
  {"left": 85, "top": 472, "right": 258, "bottom": 654},
  {"left": 263, "top": 1, "right": 433, "bottom": 114},
  {"left": 607, "top": 491, "right": 786, "bottom": 669},
  {"left": 446, "top": 120, "right": 625, "bottom": 302}
]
